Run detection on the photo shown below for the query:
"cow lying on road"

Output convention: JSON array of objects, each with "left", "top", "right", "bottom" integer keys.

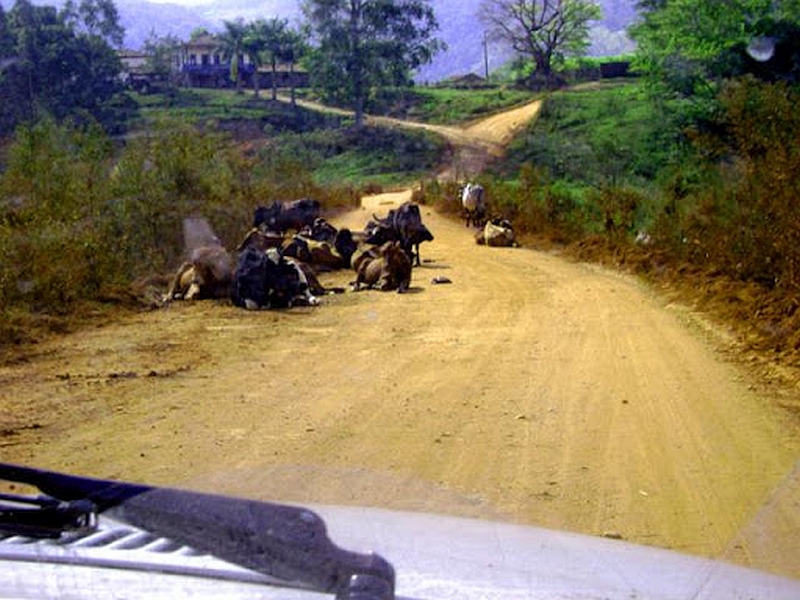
[
  {"left": 352, "top": 241, "right": 412, "bottom": 293},
  {"left": 164, "top": 245, "right": 233, "bottom": 302},
  {"left": 475, "top": 217, "right": 517, "bottom": 247},
  {"left": 283, "top": 228, "right": 358, "bottom": 272},
  {"left": 231, "top": 246, "right": 320, "bottom": 309},
  {"left": 253, "top": 198, "right": 321, "bottom": 235}
]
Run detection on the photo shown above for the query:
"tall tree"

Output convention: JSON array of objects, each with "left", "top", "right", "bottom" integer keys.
[
  {"left": 63, "top": 0, "right": 124, "bottom": 47},
  {"left": 302, "top": 0, "right": 443, "bottom": 126},
  {"left": 479, "top": 0, "right": 601, "bottom": 82},
  {"left": 244, "top": 17, "right": 290, "bottom": 100},
  {"left": 219, "top": 18, "right": 247, "bottom": 94},
  {"left": 282, "top": 25, "right": 309, "bottom": 108},
  {"left": 0, "top": 5, "right": 14, "bottom": 59},
  {"left": 143, "top": 31, "right": 182, "bottom": 91},
  {"left": 0, "top": 0, "right": 128, "bottom": 135}
]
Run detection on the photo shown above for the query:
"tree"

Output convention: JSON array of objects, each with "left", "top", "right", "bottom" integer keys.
[
  {"left": 0, "top": 0, "right": 129, "bottom": 135},
  {"left": 630, "top": 0, "right": 800, "bottom": 97},
  {"left": 63, "top": 0, "right": 124, "bottom": 47},
  {"left": 218, "top": 18, "right": 247, "bottom": 93},
  {"left": 479, "top": 0, "right": 601, "bottom": 83},
  {"left": 282, "top": 25, "right": 309, "bottom": 108},
  {"left": 244, "top": 18, "right": 289, "bottom": 100},
  {"left": 0, "top": 5, "right": 14, "bottom": 59},
  {"left": 143, "top": 31, "right": 182, "bottom": 91},
  {"left": 302, "top": 0, "right": 443, "bottom": 126}
]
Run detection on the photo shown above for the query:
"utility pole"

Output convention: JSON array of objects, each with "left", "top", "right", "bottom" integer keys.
[{"left": 482, "top": 31, "right": 489, "bottom": 79}]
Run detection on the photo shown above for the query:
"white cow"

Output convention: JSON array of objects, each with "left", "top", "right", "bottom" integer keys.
[
  {"left": 461, "top": 183, "right": 487, "bottom": 228},
  {"left": 476, "top": 218, "right": 517, "bottom": 248}
]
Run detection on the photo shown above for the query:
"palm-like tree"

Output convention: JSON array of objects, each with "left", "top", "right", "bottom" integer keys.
[
  {"left": 242, "top": 20, "right": 267, "bottom": 98},
  {"left": 218, "top": 18, "right": 247, "bottom": 93},
  {"left": 282, "top": 26, "right": 308, "bottom": 108},
  {"left": 244, "top": 18, "right": 288, "bottom": 101},
  {"left": 262, "top": 18, "right": 288, "bottom": 101}
]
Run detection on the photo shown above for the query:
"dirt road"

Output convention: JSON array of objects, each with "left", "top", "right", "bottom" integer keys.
[{"left": 2, "top": 101, "right": 799, "bottom": 580}]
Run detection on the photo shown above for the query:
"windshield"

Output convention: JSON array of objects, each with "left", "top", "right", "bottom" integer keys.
[{"left": 1, "top": 0, "right": 799, "bottom": 595}]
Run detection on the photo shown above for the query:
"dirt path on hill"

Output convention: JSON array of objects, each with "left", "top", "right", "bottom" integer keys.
[{"left": 2, "top": 100, "right": 800, "bottom": 581}]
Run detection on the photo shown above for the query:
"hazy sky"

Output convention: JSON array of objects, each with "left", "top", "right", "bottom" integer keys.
[{"left": 145, "top": 0, "right": 216, "bottom": 5}]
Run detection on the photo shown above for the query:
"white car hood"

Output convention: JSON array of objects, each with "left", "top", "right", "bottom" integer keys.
[{"left": 2, "top": 503, "right": 799, "bottom": 599}]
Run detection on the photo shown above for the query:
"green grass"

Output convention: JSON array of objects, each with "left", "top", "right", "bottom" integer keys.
[
  {"left": 496, "top": 80, "right": 674, "bottom": 190},
  {"left": 262, "top": 126, "right": 447, "bottom": 188},
  {"left": 129, "top": 87, "right": 448, "bottom": 188},
  {"left": 131, "top": 88, "right": 342, "bottom": 133},
  {"left": 368, "top": 86, "right": 540, "bottom": 125}
]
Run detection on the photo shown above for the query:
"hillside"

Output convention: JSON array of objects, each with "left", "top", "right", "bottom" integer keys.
[{"left": 0, "top": 0, "right": 637, "bottom": 82}]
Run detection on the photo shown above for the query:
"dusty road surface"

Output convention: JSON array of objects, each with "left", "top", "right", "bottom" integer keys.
[{"left": 2, "top": 100, "right": 800, "bottom": 582}]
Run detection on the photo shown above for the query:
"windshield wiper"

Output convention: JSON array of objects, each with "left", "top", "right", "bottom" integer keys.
[
  {"left": 0, "top": 492, "right": 96, "bottom": 538},
  {"left": 0, "top": 463, "right": 395, "bottom": 600}
]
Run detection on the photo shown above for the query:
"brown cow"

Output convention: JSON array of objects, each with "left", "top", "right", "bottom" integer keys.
[
  {"left": 352, "top": 241, "right": 412, "bottom": 293},
  {"left": 164, "top": 245, "right": 233, "bottom": 301}
]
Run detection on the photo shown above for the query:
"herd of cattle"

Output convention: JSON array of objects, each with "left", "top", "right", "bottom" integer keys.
[{"left": 163, "top": 183, "right": 516, "bottom": 310}]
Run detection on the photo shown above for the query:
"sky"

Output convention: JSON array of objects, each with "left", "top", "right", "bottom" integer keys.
[{"left": 145, "top": 0, "right": 215, "bottom": 4}]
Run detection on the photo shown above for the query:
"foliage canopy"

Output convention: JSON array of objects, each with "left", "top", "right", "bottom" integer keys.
[
  {"left": 630, "top": 0, "right": 800, "bottom": 98},
  {"left": 0, "top": 0, "right": 132, "bottom": 135},
  {"left": 479, "top": 0, "right": 602, "bottom": 83},
  {"left": 301, "top": 0, "right": 444, "bottom": 126}
]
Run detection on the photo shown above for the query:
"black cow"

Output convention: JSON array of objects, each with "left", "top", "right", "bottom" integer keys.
[
  {"left": 253, "top": 198, "right": 321, "bottom": 234},
  {"left": 282, "top": 235, "right": 345, "bottom": 271},
  {"left": 231, "top": 247, "right": 319, "bottom": 310},
  {"left": 366, "top": 202, "right": 433, "bottom": 266},
  {"left": 283, "top": 224, "right": 359, "bottom": 271},
  {"left": 299, "top": 217, "right": 338, "bottom": 244},
  {"left": 333, "top": 228, "right": 359, "bottom": 267}
]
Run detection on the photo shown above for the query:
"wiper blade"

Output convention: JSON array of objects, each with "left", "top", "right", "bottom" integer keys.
[
  {"left": 0, "top": 493, "right": 96, "bottom": 538},
  {"left": 0, "top": 463, "right": 395, "bottom": 600}
]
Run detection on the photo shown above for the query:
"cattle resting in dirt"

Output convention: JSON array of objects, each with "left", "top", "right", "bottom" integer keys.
[
  {"left": 164, "top": 245, "right": 233, "bottom": 302},
  {"left": 252, "top": 198, "right": 321, "bottom": 234},
  {"left": 283, "top": 235, "right": 348, "bottom": 271},
  {"left": 476, "top": 217, "right": 517, "bottom": 247},
  {"left": 231, "top": 246, "right": 319, "bottom": 309},
  {"left": 352, "top": 241, "right": 412, "bottom": 293},
  {"left": 236, "top": 227, "right": 285, "bottom": 253},
  {"left": 461, "top": 183, "right": 487, "bottom": 228},
  {"left": 299, "top": 217, "right": 338, "bottom": 243},
  {"left": 349, "top": 243, "right": 381, "bottom": 274}
]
